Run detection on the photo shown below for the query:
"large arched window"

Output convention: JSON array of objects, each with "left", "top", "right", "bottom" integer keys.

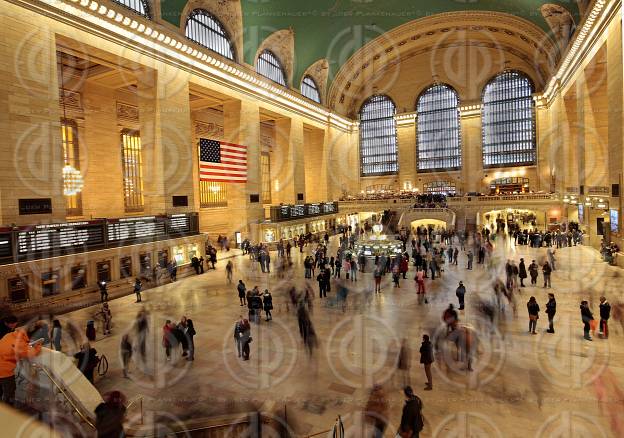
[
  {"left": 185, "top": 10, "right": 235, "bottom": 60},
  {"left": 416, "top": 84, "right": 462, "bottom": 172},
  {"left": 300, "top": 75, "right": 321, "bottom": 103},
  {"left": 359, "top": 95, "right": 398, "bottom": 176},
  {"left": 482, "top": 71, "right": 536, "bottom": 168},
  {"left": 112, "top": 0, "right": 150, "bottom": 18},
  {"left": 256, "top": 50, "right": 287, "bottom": 86}
]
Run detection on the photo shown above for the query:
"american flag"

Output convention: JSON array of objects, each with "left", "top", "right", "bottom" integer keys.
[{"left": 199, "top": 139, "right": 247, "bottom": 183}]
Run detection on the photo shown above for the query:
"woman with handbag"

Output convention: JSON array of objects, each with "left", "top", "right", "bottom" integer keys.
[{"left": 527, "top": 296, "right": 540, "bottom": 334}]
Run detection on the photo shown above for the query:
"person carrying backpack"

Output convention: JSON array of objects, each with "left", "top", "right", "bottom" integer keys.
[{"left": 398, "top": 386, "right": 424, "bottom": 437}]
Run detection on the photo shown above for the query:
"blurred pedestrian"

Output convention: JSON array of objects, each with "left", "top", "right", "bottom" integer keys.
[
  {"left": 527, "top": 296, "right": 540, "bottom": 334},
  {"left": 419, "top": 334, "right": 434, "bottom": 391}
]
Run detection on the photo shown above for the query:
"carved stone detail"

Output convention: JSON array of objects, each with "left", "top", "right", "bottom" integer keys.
[
  {"left": 194, "top": 121, "right": 224, "bottom": 139},
  {"left": 116, "top": 102, "right": 139, "bottom": 124}
]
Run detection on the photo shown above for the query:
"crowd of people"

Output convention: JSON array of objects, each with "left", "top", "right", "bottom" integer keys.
[{"left": 2, "top": 214, "right": 623, "bottom": 437}]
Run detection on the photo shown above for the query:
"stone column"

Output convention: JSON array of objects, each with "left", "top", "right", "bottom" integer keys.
[
  {"left": 223, "top": 99, "right": 263, "bottom": 237},
  {"left": 607, "top": 19, "right": 623, "bottom": 205},
  {"left": 0, "top": 22, "right": 65, "bottom": 224},
  {"left": 303, "top": 126, "right": 329, "bottom": 202},
  {"left": 137, "top": 69, "right": 194, "bottom": 215},
  {"left": 397, "top": 122, "right": 416, "bottom": 191},
  {"left": 274, "top": 117, "right": 305, "bottom": 204},
  {"left": 461, "top": 114, "right": 483, "bottom": 193}
]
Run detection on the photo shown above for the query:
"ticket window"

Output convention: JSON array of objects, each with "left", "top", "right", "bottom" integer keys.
[
  {"left": 41, "top": 270, "right": 60, "bottom": 297},
  {"left": 187, "top": 244, "right": 198, "bottom": 262},
  {"left": 139, "top": 253, "right": 152, "bottom": 275},
  {"left": 70, "top": 266, "right": 87, "bottom": 290},
  {"left": 96, "top": 262, "right": 111, "bottom": 283},
  {"left": 158, "top": 250, "right": 169, "bottom": 268},
  {"left": 8, "top": 276, "right": 29, "bottom": 302},
  {"left": 172, "top": 246, "right": 185, "bottom": 265},
  {"left": 120, "top": 256, "right": 133, "bottom": 279}
]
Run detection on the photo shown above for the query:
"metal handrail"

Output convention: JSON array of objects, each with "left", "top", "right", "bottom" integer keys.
[
  {"left": 33, "top": 364, "right": 96, "bottom": 429},
  {"left": 126, "top": 395, "right": 144, "bottom": 425}
]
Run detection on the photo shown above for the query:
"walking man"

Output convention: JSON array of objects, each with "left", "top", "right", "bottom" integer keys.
[
  {"left": 545, "top": 293, "right": 556, "bottom": 333},
  {"left": 456, "top": 281, "right": 466, "bottom": 310},
  {"left": 398, "top": 386, "right": 424, "bottom": 438},
  {"left": 599, "top": 296, "right": 611, "bottom": 339},
  {"left": 419, "top": 335, "right": 434, "bottom": 390},
  {"left": 134, "top": 278, "right": 142, "bottom": 303}
]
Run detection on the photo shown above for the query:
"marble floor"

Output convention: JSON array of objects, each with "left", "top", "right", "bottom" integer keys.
[{"left": 56, "top": 236, "right": 624, "bottom": 437}]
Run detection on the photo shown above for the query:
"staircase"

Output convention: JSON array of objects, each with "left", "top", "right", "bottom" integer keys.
[{"left": 14, "top": 347, "right": 102, "bottom": 435}]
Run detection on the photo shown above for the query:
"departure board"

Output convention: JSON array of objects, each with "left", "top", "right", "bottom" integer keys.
[
  {"left": 269, "top": 202, "right": 339, "bottom": 222},
  {"left": 167, "top": 214, "right": 191, "bottom": 234},
  {"left": 0, "top": 233, "right": 12, "bottom": 259},
  {"left": 16, "top": 221, "right": 105, "bottom": 259},
  {"left": 106, "top": 216, "right": 166, "bottom": 243}
]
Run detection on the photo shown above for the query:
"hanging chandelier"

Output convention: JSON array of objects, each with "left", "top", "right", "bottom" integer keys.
[{"left": 63, "top": 164, "right": 84, "bottom": 196}]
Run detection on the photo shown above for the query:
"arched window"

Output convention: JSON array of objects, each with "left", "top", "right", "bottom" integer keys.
[
  {"left": 482, "top": 71, "right": 536, "bottom": 168},
  {"left": 300, "top": 75, "right": 320, "bottom": 103},
  {"left": 112, "top": 0, "right": 150, "bottom": 18},
  {"left": 185, "top": 10, "right": 235, "bottom": 60},
  {"left": 256, "top": 50, "right": 287, "bottom": 86},
  {"left": 416, "top": 84, "right": 462, "bottom": 172},
  {"left": 359, "top": 95, "right": 398, "bottom": 176}
]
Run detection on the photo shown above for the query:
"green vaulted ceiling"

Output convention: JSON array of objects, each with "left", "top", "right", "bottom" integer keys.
[{"left": 160, "top": 0, "right": 580, "bottom": 86}]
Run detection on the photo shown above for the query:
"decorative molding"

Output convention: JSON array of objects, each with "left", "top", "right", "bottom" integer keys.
[
  {"left": 328, "top": 11, "right": 559, "bottom": 115},
  {"left": 116, "top": 102, "right": 139, "bottom": 124},
  {"left": 194, "top": 121, "right": 223, "bottom": 139},
  {"left": 59, "top": 89, "right": 82, "bottom": 111}
]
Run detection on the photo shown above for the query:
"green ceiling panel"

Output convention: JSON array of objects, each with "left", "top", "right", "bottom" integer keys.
[{"left": 160, "top": 0, "right": 579, "bottom": 87}]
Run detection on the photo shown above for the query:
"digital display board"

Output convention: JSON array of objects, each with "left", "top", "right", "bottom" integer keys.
[
  {"left": 307, "top": 204, "right": 321, "bottom": 216},
  {"left": 167, "top": 214, "right": 191, "bottom": 235},
  {"left": 269, "top": 202, "right": 339, "bottom": 222},
  {"left": 610, "top": 209, "right": 619, "bottom": 233},
  {"left": 0, "top": 233, "right": 12, "bottom": 259},
  {"left": 16, "top": 221, "right": 105, "bottom": 259},
  {"left": 290, "top": 205, "right": 305, "bottom": 218},
  {"left": 2, "top": 213, "right": 199, "bottom": 264},
  {"left": 107, "top": 216, "right": 166, "bottom": 243}
]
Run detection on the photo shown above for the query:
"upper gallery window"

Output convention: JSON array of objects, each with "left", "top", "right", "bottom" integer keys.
[
  {"left": 359, "top": 95, "right": 398, "bottom": 176},
  {"left": 112, "top": 0, "right": 150, "bottom": 18},
  {"left": 300, "top": 75, "right": 321, "bottom": 103},
  {"left": 256, "top": 50, "right": 287, "bottom": 86},
  {"left": 416, "top": 84, "right": 462, "bottom": 172},
  {"left": 185, "top": 10, "right": 235, "bottom": 60},
  {"left": 482, "top": 71, "right": 536, "bottom": 168}
]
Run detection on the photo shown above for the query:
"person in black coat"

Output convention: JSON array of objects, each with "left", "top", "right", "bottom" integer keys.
[
  {"left": 599, "top": 296, "right": 611, "bottom": 339},
  {"left": 580, "top": 300, "right": 594, "bottom": 341},
  {"left": 419, "top": 335, "right": 434, "bottom": 390},
  {"left": 237, "top": 280, "right": 246, "bottom": 306},
  {"left": 398, "top": 386, "right": 424, "bottom": 438},
  {"left": 262, "top": 290, "right": 273, "bottom": 321},
  {"left": 186, "top": 319, "right": 196, "bottom": 361},
  {"left": 456, "top": 282, "right": 466, "bottom": 310},
  {"left": 527, "top": 296, "right": 540, "bottom": 334},
  {"left": 518, "top": 258, "right": 527, "bottom": 287},
  {"left": 545, "top": 293, "right": 556, "bottom": 333},
  {"left": 95, "top": 391, "right": 126, "bottom": 438}
]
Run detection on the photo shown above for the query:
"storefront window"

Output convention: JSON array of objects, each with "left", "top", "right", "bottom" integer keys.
[
  {"left": 97, "top": 261, "right": 111, "bottom": 283},
  {"left": 8, "top": 276, "right": 29, "bottom": 303},
  {"left": 120, "top": 256, "right": 133, "bottom": 279},
  {"left": 41, "top": 271, "right": 60, "bottom": 297},
  {"left": 173, "top": 246, "right": 185, "bottom": 264},
  {"left": 187, "top": 243, "right": 198, "bottom": 260},
  {"left": 71, "top": 265, "right": 87, "bottom": 290}
]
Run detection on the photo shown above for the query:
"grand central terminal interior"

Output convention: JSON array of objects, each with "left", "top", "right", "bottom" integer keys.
[{"left": 0, "top": 0, "right": 623, "bottom": 436}]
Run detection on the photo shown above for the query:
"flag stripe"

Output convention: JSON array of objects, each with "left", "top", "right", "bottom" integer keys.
[{"left": 199, "top": 138, "right": 248, "bottom": 184}]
